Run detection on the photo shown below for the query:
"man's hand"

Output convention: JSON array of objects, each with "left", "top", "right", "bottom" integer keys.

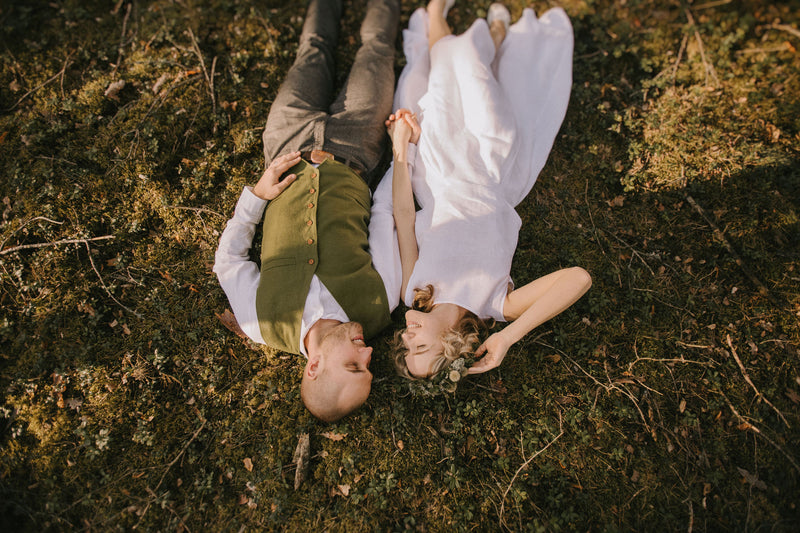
[
  {"left": 385, "top": 108, "right": 421, "bottom": 150},
  {"left": 252, "top": 151, "right": 302, "bottom": 200},
  {"left": 468, "top": 332, "right": 513, "bottom": 374}
]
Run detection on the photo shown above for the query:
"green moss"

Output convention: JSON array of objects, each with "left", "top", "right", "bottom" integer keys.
[{"left": 1, "top": 0, "right": 798, "bottom": 531}]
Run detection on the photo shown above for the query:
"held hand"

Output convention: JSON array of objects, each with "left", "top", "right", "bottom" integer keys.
[
  {"left": 385, "top": 108, "right": 421, "bottom": 148},
  {"left": 468, "top": 332, "right": 513, "bottom": 374},
  {"left": 252, "top": 151, "right": 302, "bottom": 200}
]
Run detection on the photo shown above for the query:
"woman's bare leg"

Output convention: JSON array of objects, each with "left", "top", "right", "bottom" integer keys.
[{"left": 427, "top": 0, "right": 452, "bottom": 50}]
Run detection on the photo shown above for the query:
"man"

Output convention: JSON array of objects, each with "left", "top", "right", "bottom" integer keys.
[{"left": 214, "top": 0, "right": 401, "bottom": 422}]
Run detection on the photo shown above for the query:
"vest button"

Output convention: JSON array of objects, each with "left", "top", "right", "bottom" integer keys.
[
  {"left": 307, "top": 238, "right": 314, "bottom": 245},
  {"left": 306, "top": 220, "right": 313, "bottom": 226},
  {"left": 309, "top": 188, "right": 316, "bottom": 194},
  {"left": 308, "top": 259, "right": 315, "bottom": 265},
  {"left": 307, "top": 202, "right": 314, "bottom": 209}
]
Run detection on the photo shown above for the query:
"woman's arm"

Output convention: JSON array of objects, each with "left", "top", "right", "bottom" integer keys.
[
  {"left": 387, "top": 110, "right": 421, "bottom": 299},
  {"left": 468, "top": 267, "right": 592, "bottom": 374}
]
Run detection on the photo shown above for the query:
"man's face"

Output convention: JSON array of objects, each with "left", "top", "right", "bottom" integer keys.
[{"left": 319, "top": 322, "right": 374, "bottom": 410}]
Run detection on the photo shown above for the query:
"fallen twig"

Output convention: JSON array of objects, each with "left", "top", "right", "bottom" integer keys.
[
  {"left": 499, "top": 412, "right": 564, "bottom": 526},
  {"left": 685, "top": 195, "right": 781, "bottom": 307},
  {"left": 187, "top": 27, "right": 217, "bottom": 114},
  {"left": 111, "top": 3, "right": 133, "bottom": 76},
  {"left": 770, "top": 23, "right": 800, "bottom": 40},
  {"left": 536, "top": 339, "right": 657, "bottom": 438},
  {"left": 83, "top": 241, "right": 142, "bottom": 318},
  {"left": 693, "top": 0, "right": 733, "bottom": 10},
  {"left": 133, "top": 418, "right": 207, "bottom": 529},
  {"left": 671, "top": 34, "right": 689, "bottom": 83},
  {"left": 726, "top": 334, "right": 789, "bottom": 428},
  {"left": 166, "top": 205, "right": 225, "bottom": 218},
  {"left": 5, "top": 54, "right": 74, "bottom": 111},
  {"left": 684, "top": 8, "right": 719, "bottom": 87},
  {"left": 0, "top": 234, "right": 114, "bottom": 255},
  {"left": 721, "top": 392, "right": 799, "bottom": 475}
]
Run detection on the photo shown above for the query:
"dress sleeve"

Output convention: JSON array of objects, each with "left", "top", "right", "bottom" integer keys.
[{"left": 213, "top": 187, "right": 267, "bottom": 344}]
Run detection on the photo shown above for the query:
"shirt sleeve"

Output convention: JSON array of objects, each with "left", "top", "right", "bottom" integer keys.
[
  {"left": 213, "top": 186, "right": 267, "bottom": 344},
  {"left": 369, "top": 166, "right": 402, "bottom": 312}
]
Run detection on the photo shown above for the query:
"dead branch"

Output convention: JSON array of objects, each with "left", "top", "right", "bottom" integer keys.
[
  {"left": 693, "top": 0, "right": 733, "bottom": 10},
  {"left": 770, "top": 23, "right": 800, "bottom": 40},
  {"left": 133, "top": 418, "right": 207, "bottom": 529},
  {"left": 535, "top": 339, "right": 657, "bottom": 437},
  {"left": 187, "top": 28, "right": 217, "bottom": 113},
  {"left": 499, "top": 412, "right": 564, "bottom": 526},
  {"left": 685, "top": 195, "right": 782, "bottom": 308},
  {"left": 83, "top": 241, "right": 142, "bottom": 318},
  {"left": 0, "top": 234, "right": 114, "bottom": 255},
  {"left": 726, "top": 334, "right": 789, "bottom": 428},
  {"left": 166, "top": 205, "right": 225, "bottom": 218},
  {"left": 672, "top": 34, "right": 689, "bottom": 83},
  {"left": 684, "top": 8, "right": 720, "bottom": 87},
  {"left": 584, "top": 180, "right": 621, "bottom": 287},
  {"left": 111, "top": 3, "right": 133, "bottom": 76},
  {"left": 0, "top": 216, "right": 65, "bottom": 250},
  {"left": 721, "top": 393, "right": 800, "bottom": 475},
  {"left": 5, "top": 54, "right": 74, "bottom": 111}
]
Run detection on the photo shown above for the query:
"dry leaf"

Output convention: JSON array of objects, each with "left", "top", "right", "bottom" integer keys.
[
  {"left": 336, "top": 484, "right": 350, "bottom": 497},
  {"left": 679, "top": 399, "right": 686, "bottom": 413},
  {"left": 396, "top": 440, "right": 404, "bottom": 450},
  {"left": 66, "top": 398, "right": 83, "bottom": 411},
  {"left": 737, "top": 467, "right": 767, "bottom": 490},
  {"left": 216, "top": 309, "right": 248, "bottom": 340},
  {"left": 320, "top": 432, "right": 347, "bottom": 442},
  {"left": 243, "top": 457, "right": 253, "bottom": 472},
  {"left": 104, "top": 79, "right": 125, "bottom": 101},
  {"left": 152, "top": 72, "right": 170, "bottom": 94},
  {"left": 606, "top": 195, "right": 625, "bottom": 207}
]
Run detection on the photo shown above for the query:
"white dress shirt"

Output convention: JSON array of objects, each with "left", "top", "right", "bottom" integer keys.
[{"left": 213, "top": 178, "right": 403, "bottom": 355}]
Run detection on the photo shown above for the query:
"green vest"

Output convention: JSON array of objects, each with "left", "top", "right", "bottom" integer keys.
[{"left": 255, "top": 158, "right": 391, "bottom": 354}]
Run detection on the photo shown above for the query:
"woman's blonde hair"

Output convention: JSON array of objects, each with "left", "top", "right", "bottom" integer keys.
[{"left": 391, "top": 285, "right": 487, "bottom": 380}]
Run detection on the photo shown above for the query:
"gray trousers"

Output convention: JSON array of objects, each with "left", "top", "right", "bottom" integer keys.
[{"left": 262, "top": 0, "right": 399, "bottom": 186}]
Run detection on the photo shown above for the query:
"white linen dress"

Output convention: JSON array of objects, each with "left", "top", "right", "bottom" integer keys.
[{"left": 381, "top": 7, "right": 574, "bottom": 321}]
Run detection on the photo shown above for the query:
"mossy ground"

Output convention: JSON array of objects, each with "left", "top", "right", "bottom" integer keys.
[{"left": 1, "top": 0, "right": 798, "bottom": 530}]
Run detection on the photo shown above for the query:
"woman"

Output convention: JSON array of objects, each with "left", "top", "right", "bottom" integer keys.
[{"left": 383, "top": 0, "right": 592, "bottom": 379}]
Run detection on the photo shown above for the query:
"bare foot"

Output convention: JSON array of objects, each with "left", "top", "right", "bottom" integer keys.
[
  {"left": 489, "top": 20, "right": 506, "bottom": 51},
  {"left": 487, "top": 3, "right": 510, "bottom": 51}
]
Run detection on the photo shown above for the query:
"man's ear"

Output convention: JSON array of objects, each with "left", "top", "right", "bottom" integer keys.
[{"left": 306, "top": 356, "right": 321, "bottom": 380}]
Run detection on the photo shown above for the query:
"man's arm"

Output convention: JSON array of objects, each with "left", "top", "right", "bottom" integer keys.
[{"left": 213, "top": 152, "right": 302, "bottom": 343}]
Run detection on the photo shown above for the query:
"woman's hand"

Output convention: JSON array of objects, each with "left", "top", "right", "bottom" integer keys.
[
  {"left": 386, "top": 108, "right": 421, "bottom": 150},
  {"left": 252, "top": 151, "right": 301, "bottom": 201},
  {"left": 468, "top": 332, "right": 513, "bottom": 374}
]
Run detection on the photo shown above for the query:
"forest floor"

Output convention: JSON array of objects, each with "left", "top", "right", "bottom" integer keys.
[{"left": 1, "top": 0, "right": 799, "bottom": 530}]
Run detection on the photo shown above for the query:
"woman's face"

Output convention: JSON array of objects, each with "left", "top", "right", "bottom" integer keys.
[{"left": 401, "top": 309, "right": 448, "bottom": 378}]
